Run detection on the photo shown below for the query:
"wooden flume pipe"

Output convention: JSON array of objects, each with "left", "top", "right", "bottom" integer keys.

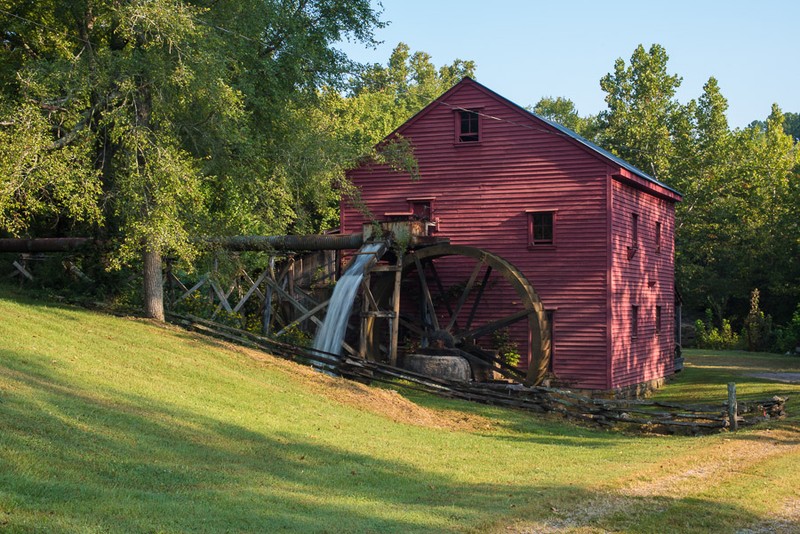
[
  {"left": 0, "top": 238, "right": 95, "bottom": 252},
  {"left": 0, "top": 234, "right": 366, "bottom": 253},
  {"left": 202, "top": 234, "right": 365, "bottom": 251}
]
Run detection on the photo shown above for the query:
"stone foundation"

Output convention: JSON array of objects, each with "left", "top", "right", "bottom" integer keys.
[{"left": 542, "top": 375, "right": 669, "bottom": 400}]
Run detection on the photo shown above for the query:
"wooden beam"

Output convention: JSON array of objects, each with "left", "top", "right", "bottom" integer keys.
[
  {"left": 11, "top": 261, "right": 33, "bottom": 281},
  {"left": 460, "top": 308, "right": 534, "bottom": 342},
  {"left": 173, "top": 273, "right": 209, "bottom": 305},
  {"left": 274, "top": 299, "right": 331, "bottom": 337},
  {"left": 389, "top": 254, "right": 403, "bottom": 366},
  {"left": 465, "top": 265, "right": 492, "bottom": 331},
  {"left": 233, "top": 270, "right": 269, "bottom": 313},
  {"left": 446, "top": 260, "right": 484, "bottom": 332},
  {"left": 414, "top": 254, "right": 440, "bottom": 332}
]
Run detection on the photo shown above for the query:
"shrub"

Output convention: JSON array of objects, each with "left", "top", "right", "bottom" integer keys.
[
  {"left": 742, "top": 289, "right": 774, "bottom": 352},
  {"left": 773, "top": 304, "right": 800, "bottom": 354},
  {"left": 695, "top": 309, "right": 740, "bottom": 350},
  {"left": 492, "top": 328, "right": 521, "bottom": 368}
]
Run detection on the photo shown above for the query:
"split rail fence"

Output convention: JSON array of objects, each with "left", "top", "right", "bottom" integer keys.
[{"left": 168, "top": 313, "right": 787, "bottom": 435}]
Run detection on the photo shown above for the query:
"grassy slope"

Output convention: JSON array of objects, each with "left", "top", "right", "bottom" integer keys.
[{"left": 1, "top": 288, "right": 799, "bottom": 533}]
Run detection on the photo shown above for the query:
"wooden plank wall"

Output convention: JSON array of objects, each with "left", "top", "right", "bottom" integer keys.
[
  {"left": 609, "top": 179, "right": 677, "bottom": 388},
  {"left": 343, "top": 79, "right": 678, "bottom": 390}
]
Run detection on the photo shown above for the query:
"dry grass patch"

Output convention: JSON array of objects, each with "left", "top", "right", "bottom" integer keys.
[{"left": 225, "top": 340, "right": 496, "bottom": 432}]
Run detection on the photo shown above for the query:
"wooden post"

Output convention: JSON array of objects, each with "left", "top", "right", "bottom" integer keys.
[
  {"left": 389, "top": 254, "right": 403, "bottom": 366},
  {"left": 262, "top": 285, "right": 273, "bottom": 336},
  {"left": 727, "top": 382, "right": 738, "bottom": 431}
]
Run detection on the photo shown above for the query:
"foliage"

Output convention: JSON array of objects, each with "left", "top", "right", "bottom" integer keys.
[
  {"left": 272, "top": 323, "right": 312, "bottom": 347},
  {"left": 596, "top": 44, "right": 682, "bottom": 180},
  {"left": 531, "top": 96, "right": 598, "bottom": 138},
  {"left": 773, "top": 304, "right": 800, "bottom": 354},
  {"left": 695, "top": 309, "right": 740, "bottom": 350},
  {"left": 742, "top": 289, "right": 774, "bottom": 352},
  {"left": 542, "top": 43, "right": 800, "bottom": 329},
  {"left": 492, "top": 327, "right": 521, "bottom": 368},
  {"left": 0, "top": 0, "right": 386, "bottom": 315}
]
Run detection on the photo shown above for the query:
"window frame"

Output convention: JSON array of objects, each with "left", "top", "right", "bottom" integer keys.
[
  {"left": 454, "top": 108, "right": 482, "bottom": 144},
  {"left": 628, "top": 212, "right": 640, "bottom": 259},
  {"left": 655, "top": 221, "right": 662, "bottom": 254},
  {"left": 526, "top": 210, "right": 556, "bottom": 248},
  {"left": 407, "top": 196, "right": 438, "bottom": 234},
  {"left": 631, "top": 305, "right": 639, "bottom": 339},
  {"left": 655, "top": 305, "right": 662, "bottom": 335}
]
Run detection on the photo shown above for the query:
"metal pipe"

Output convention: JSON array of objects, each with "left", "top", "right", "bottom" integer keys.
[{"left": 202, "top": 234, "right": 365, "bottom": 251}]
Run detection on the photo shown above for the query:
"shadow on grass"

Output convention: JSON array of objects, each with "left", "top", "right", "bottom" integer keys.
[{"left": 0, "top": 346, "right": 795, "bottom": 532}]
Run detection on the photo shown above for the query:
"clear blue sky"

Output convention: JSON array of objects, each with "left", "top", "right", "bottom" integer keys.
[{"left": 337, "top": 0, "right": 799, "bottom": 129}]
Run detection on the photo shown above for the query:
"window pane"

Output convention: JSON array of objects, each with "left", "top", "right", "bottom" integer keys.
[
  {"left": 532, "top": 212, "right": 553, "bottom": 243},
  {"left": 459, "top": 110, "right": 479, "bottom": 142}
]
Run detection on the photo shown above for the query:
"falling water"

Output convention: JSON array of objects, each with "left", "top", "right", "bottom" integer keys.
[{"left": 312, "top": 242, "right": 386, "bottom": 358}]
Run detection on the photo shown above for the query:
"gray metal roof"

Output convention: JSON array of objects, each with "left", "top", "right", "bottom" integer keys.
[
  {"left": 458, "top": 77, "right": 682, "bottom": 198},
  {"left": 529, "top": 112, "right": 682, "bottom": 197}
]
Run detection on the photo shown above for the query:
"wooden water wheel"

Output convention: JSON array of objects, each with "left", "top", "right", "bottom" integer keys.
[{"left": 366, "top": 244, "right": 551, "bottom": 386}]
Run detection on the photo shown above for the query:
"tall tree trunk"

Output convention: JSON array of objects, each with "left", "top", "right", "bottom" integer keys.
[{"left": 143, "top": 247, "right": 164, "bottom": 321}]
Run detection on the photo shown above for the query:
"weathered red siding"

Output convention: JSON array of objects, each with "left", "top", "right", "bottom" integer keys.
[
  {"left": 609, "top": 179, "right": 676, "bottom": 388},
  {"left": 343, "top": 78, "right": 680, "bottom": 391}
]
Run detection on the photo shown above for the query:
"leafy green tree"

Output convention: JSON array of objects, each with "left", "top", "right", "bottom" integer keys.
[
  {"left": 0, "top": 0, "right": 384, "bottom": 319},
  {"left": 782, "top": 112, "right": 800, "bottom": 141},
  {"left": 732, "top": 106, "right": 799, "bottom": 319},
  {"left": 531, "top": 96, "right": 598, "bottom": 138},
  {"left": 345, "top": 42, "right": 476, "bottom": 145},
  {"left": 597, "top": 44, "right": 682, "bottom": 181}
]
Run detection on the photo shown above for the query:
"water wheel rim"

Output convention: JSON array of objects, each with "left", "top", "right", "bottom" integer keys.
[{"left": 374, "top": 244, "right": 551, "bottom": 386}]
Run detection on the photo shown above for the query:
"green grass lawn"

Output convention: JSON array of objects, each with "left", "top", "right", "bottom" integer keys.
[{"left": 2, "top": 287, "right": 799, "bottom": 533}]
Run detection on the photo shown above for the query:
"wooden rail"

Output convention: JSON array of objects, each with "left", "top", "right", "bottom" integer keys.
[{"left": 167, "top": 313, "right": 788, "bottom": 435}]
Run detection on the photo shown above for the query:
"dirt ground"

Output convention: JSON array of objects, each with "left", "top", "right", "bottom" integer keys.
[
  {"left": 503, "top": 427, "right": 800, "bottom": 533},
  {"left": 748, "top": 372, "right": 800, "bottom": 384}
]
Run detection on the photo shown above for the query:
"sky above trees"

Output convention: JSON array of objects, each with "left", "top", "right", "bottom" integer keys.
[{"left": 336, "top": 0, "right": 800, "bottom": 129}]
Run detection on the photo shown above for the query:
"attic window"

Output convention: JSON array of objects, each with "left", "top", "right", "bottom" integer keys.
[{"left": 458, "top": 110, "right": 480, "bottom": 143}]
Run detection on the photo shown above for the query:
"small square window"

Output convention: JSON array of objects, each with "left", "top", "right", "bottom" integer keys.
[
  {"left": 458, "top": 110, "right": 480, "bottom": 142},
  {"left": 528, "top": 211, "right": 554, "bottom": 246}
]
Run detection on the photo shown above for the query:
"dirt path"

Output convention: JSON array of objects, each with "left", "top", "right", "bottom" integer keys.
[
  {"left": 748, "top": 372, "right": 800, "bottom": 384},
  {"left": 504, "top": 429, "right": 800, "bottom": 533}
]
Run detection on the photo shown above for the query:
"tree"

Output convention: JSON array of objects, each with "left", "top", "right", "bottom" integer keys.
[
  {"left": 597, "top": 44, "right": 682, "bottom": 181},
  {"left": 0, "top": 0, "right": 385, "bottom": 320},
  {"left": 781, "top": 112, "right": 800, "bottom": 141},
  {"left": 533, "top": 44, "right": 800, "bottom": 329},
  {"left": 531, "top": 96, "right": 597, "bottom": 137},
  {"left": 345, "top": 42, "right": 476, "bottom": 144}
]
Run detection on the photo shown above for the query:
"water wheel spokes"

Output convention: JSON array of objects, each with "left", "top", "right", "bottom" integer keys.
[{"left": 394, "top": 244, "right": 550, "bottom": 385}]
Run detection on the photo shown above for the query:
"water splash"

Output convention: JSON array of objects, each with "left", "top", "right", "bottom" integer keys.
[{"left": 312, "top": 242, "right": 386, "bottom": 358}]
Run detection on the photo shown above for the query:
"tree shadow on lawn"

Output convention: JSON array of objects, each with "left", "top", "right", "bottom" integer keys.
[{"left": 2, "top": 359, "right": 788, "bottom": 533}]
